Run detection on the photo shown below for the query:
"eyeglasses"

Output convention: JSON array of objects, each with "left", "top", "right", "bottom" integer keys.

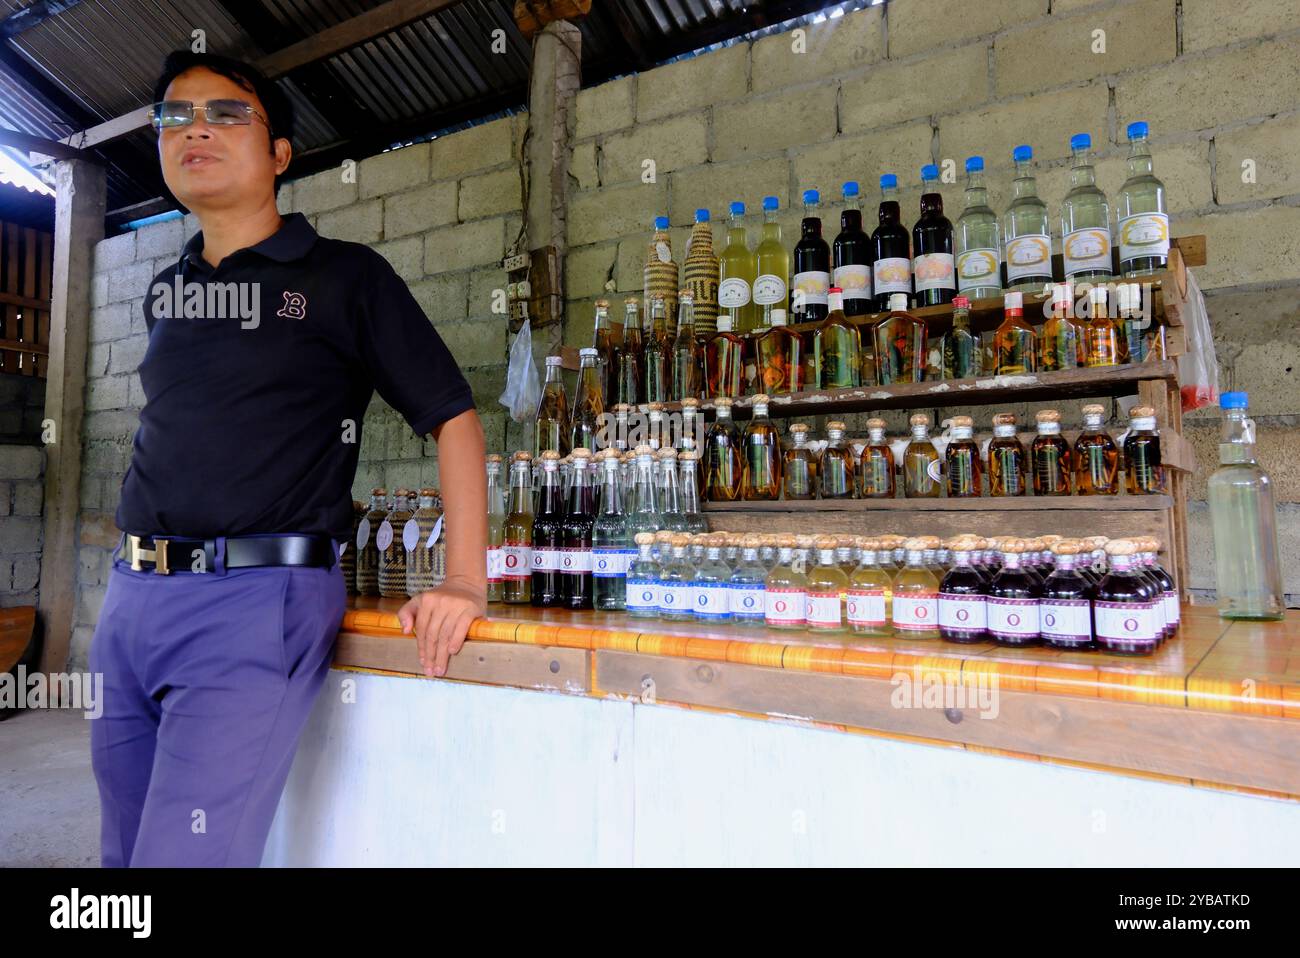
[{"left": 150, "top": 99, "right": 271, "bottom": 133}]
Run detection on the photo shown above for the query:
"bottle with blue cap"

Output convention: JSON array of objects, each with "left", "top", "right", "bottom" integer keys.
[
  {"left": 832, "top": 180, "right": 873, "bottom": 317},
  {"left": 912, "top": 163, "right": 956, "bottom": 307},
  {"left": 1117, "top": 121, "right": 1169, "bottom": 277},
  {"left": 684, "top": 208, "right": 720, "bottom": 336},
  {"left": 643, "top": 215, "right": 680, "bottom": 336},
  {"left": 1208, "top": 392, "right": 1284, "bottom": 620},
  {"left": 1061, "top": 133, "right": 1114, "bottom": 282},
  {"left": 753, "top": 195, "right": 791, "bottom": 324},
  {"left": 1002, "top": 145, "right": 1053, "bottom": 293},
  {"left": 871, "top": 173, "right": 912, "bottom": 311},
  {"left": 955, "top": 155, "right": 1002, "bottom": 300},
  {"left": 718, "top": 200, "right": 758, "bottom": 332},
  {"left": 793, "top": 188, "right": 832, "bottom": 322}
]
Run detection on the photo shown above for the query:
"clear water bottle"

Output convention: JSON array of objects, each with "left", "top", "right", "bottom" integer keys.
[
  {"left": 625, "top": 532, "right": 661, "bottom": 619},
  {"left": 1002, "top": 144, "right": 1052, "bottom": 294},
  {"left": 1116, "top": 121, "right": 1169, "bottom": 277},
  {"left": 954, "top": 155, "right": 1001, "bottom": 301},
  {"left": 1208, "top": 392, "right": 1284, "bottom": 619},
  {"left": 728, "top": 534, "right": 768, "bottom": 625},
  {"left": 592, "top": 450, "right": 629, "bottom": 611},
  {"left": 692, "top": 535, "right": 733, "bottom": 623},
  {"left": 1060, "top": 133, "right": 1113, "bottom": 283}
]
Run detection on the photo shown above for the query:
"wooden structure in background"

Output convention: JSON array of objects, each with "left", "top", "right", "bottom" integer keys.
[{"left": 0, "top": 220, "right": 52, "bottom": 378}]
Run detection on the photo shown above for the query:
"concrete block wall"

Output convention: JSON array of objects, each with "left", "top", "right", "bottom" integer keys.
[
  {"left": 0, "top": 442, "right": 44, "bottom": 608},
  {"left": 563, "top": 0, "right": 1300, "bottom": 598}
]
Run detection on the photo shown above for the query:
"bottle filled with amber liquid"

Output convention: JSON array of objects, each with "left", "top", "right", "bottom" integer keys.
[
  {"left": 814, "top": 287, "right": 861, "bottom": 389},
  {"left": 847, "top": 538, "right": 892, "bottom": 637},
  {"left": 805, "top": 536, "right": 848, "bottom": 633},
  {"left": 705, "top": 312, "right": 745, "bottom": 399},
  {"left": 1031, "top": 409, "right": 1072, "bottom": 496},
  {"left": 642, "top": 296, "right": 670, "bottom": 403},
  {"left": 670, "top": 289, "right": 702, "bottom": 402},
  {"left": 703, "top": 397, "right": 743, "bottom": 501},
  {"left": 874, "top": 292, "right": 927, "bottom": 385},
  {"left": 1124, "top": 405, "right": 1163, "bottom": 494},
  {"left": 571, "top": 347, "right": 604, "bottom": 451},
  {"left": 988, "top": 412, "right": 1027, "bottom": 497},
  {"left": 1083, "top": 284, "right": 1121, "bottom": 367},
  {"left": 944, "top": 415, "right": 982, "bottom": 498},
  {"left": 782, "top": 423, "right": 817, "bottom": 500},
  {"left": 903, "top": 413, "right": 942, "bottom": 499},
  {"left": 987, "top": 539, "right": 1041, "bottom": 646},
  {"left": 892, "top": 537, "right": 941, "bottom": 639},
  {"left": 502, "top": 454, "right": 534, "bottom": 604},
  {"left": 994, "top": 290, "right": 1037, "bottom": 375},
  {"left": 764, "top": 536, "right": 809, "bottom": 631},
  {"left": 943, "top": 295, "right": 981, "bottom": 380},
  {"left": 754, "top": 308, "right": 802, "bottom": 394},
  {"left": 939, "top": 534, "right": 989, "bottom": 643},
  {"left": 741, "top": 394, "right": 782, "bottom": 501},
  {"left": 536, "top": 355, "right": 570, "bottom": 457},
  {"left": 615, "top": 297, "right": 644, "bottom": 407},
  {"left": 1074, "top": 402, "right": 1119, "bottom": 495},
  {"left": 1040, "top": 282, "right": 1085, "bottom": 371},
  {"left": 859, "top": 418, "right": 896, "bottom": 498},
  {"left": 819, "top": 420, "right": 856, "bottom": 499},
  {"left": 591, "top": 299, "right": 615, "bottom": 406}
]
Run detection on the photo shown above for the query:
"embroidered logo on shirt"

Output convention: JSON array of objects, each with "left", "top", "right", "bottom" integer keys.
[{"left": 277, "top": 291, "right": 307, "bottom": 320}]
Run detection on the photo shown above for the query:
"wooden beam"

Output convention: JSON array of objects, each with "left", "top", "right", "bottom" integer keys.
[
  {"left": 0, "top": 129, "right": 86, "bottom": 161},
  {"left": 0, "top": 338, "right": 49, "bottom": 356},
  {"left": 514, "top": 0, "right": 592, "bottom": 40}
]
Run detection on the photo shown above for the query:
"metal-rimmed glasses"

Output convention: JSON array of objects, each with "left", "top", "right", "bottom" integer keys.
[{"left": 150, "top": 99, "right": 271, "bottom": 133}]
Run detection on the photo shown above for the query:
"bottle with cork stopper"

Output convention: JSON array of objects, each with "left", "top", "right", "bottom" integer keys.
[
  {"left": 988, "top": 412, "right": 1027, "bottom": 497},
  {"left": 764, "top": 535, "right": 809, "bottom": 630},
  {"left": 806, "top": 535, "right": 848, "bottom": 633},
  {"left": 987, "top": 538, "right": 1041, "bottom": 646},
  {"left": 703, "top": 396, "right": 743, "bottom": 502},
  {"left": 728, "top": 533, "right": 769, "bottom": 624},
  {"left": 847, "top": 537, "right": 893, "bottom": 637},
  {"left": 860, "top": 418, "right": 896, "bottom": 498},
  {"left": 670, "top": 288, "right": 703, "bottom": 402},
  {"left": 820, "top": 421, "right": 856, "bottom": 499},
  {"left": 1040, "top": 539, "right": 1095, "bottom": 649},
  {"left": 692, "top": 533, "right": 732, "bottom": 622},
  {"left": 1094, "top": 539, "right": 1160, "bottom": 654},
  {"left": 643, "top": 297, "right": 671, "bottom": 404},
  {"left": 502, "top": 454, "right": 535, "bottom": 604},
  {"left": 1138, "top": 536, "right": 1179, "bottom": 640},
  {"left": 892, "top": 536, "right": 940, "bottom": 638},
  {"left": 1124, "top": 405, "right": 1163, "bottom": 494},
  {"left": 1075, "top": 403, "right": 1119, "bottom": 495},
  {"left": 783, "top": 423, "right": 817, "bottom": 500},
  {"left": 1032, "top": 409, "right": 1073, "bottom": 496},
  {"left": 741, "top": 394, "right": 783, "bottom": 501},
  {"left": 657, "top": 533, "right": 696, "bottom": 621},
  {"left": 944, "top": 416, "right": 982, "bottom": 498},
  {"left": 625, "top": 532, "right": 661, "bottom": 619},
  {"left": 939, "top": 534, "right": 989, "bottom": 643},
  {"left": 903, "top": 413, "right": 942, "bottom": 498},
  {"left": 615, "top": 298, "right": 644, "bottom": 408}
]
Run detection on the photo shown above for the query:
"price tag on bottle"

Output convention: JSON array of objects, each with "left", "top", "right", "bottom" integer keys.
[
  {"left": 656, "top": 241, "right": 671, "bottom": 264},
  {"left": 375, "top": 520, "right": 394, "bottom": 552},
  {"left": 425, "top": 515, "right": 444, "bottom": 548},
  {"left": 402, "top": 518, "right": 420, "bottom": 553},
  {"left": 355, "top": 517, "right": 371, "bottom": 550}
]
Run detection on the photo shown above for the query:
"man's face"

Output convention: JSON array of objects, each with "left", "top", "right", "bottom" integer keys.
[{"left": 157, "top": 66, "right": 290, "bottom": 210}]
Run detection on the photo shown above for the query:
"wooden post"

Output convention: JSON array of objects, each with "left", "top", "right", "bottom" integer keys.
[{"left": 38, "top": 159, "right": 105, "bottom": 682}]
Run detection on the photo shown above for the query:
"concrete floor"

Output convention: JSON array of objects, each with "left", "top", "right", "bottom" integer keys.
[{"left": 0, "top": 707, "right": 101, "bottom": 867}]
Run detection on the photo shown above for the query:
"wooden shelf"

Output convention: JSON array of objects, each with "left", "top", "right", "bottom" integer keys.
[{"left": 704, "top": 495, "right": 1173, "bottom": 512}]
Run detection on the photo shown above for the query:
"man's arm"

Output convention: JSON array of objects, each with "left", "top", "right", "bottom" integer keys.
[{"left": 397, "top": 408, "right": 488, "bottom": 677}]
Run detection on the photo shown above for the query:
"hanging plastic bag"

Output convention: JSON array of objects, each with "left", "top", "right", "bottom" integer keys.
[
  {"left": 1174, "top": 267, "right": 1219, "bottom": 412},
  {"left": 499, "top": 321, "right": 541, "bottom": 422}
]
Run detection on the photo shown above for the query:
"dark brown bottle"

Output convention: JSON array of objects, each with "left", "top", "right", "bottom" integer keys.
[
  {"left": 833, "top": 180, "right": 874, "bottom": 317},
  {"left": 987, "top": 412, "right": 1027, "bottom": 497},
  {"left": 1031, "top": 409, "right": 1072, "bottom": 496},
  {"left": 911, "top": 164, "right": 956, "bottom": 307},
  {"left": 530, "top": 451, "right": 566, "bottom": 608},
  {"left": 1040, "top": 541, "right": 1094, "bottom": 650},
  {"left": 986, "top": 539, "right": 1041, "bottom": 646},
  {"left": 1124, "top": 405, "right": 1163, "bottom": 494},
  {"left": 792, "top": 189, "right": 832, "bottom": 323},
  {"left": 939, "top": 536, "right": 988, "bottom": 643}
]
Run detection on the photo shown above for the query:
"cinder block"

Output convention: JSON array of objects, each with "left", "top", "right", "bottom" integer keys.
[
  {"left": 599, "top": 114, "right": 709, "bottom": 185},
  {"left": 467, "top": 268, "right": 508, "bottom": 319},
  {"left": 108, "top": 334, "right": 149, "bottom": 376},
  {"left": 1215, "top": 113, "right": 1300, "bottom": 206},
  {"left": 750, "top": 4, "right": 885, "bottom": 94},
  {"left": 568, "top": 180, "right": 668, "bottom": 246},
  {"left": 636, "top": 44, "right": 748, "bottom": 123},
  {"left": 107, "top": 261, "right": 155, "bottom": 305},
  {"left": 436, "top": 320, "right": 508, "bottom": 369},
  {"left": 576, "top": 76, "right": 634, "bottom": 140},
  {"left": 409, "top": 273, "right": 469, "bottom": 324},
  {"left": 1171, "top": 204, "right": 1300, "bottom": 290},
  {"left": 373, "top": 236, "right": 424, "bottom": 283},
  {"left": 85, "top": 377, "right": 128, "bottom": 412},
  {"left": 93, "top": 231, "right": 136, "bottom": 272},
  {"left": 0, "top": 445, "right": 41, "bottom": 480},
  {"left": 888, "top": 0, "right": 1048, "bottom": 58},
  {"left": 91, "top": 273, "right": 109, "bottom": 308},
  {"left": 317, "top": 199, "right": 383, "bottom": 244},
  {"left": 0, "top": 516, "right": 41, "bottom": 553},
  {"left": 134, "top": 217, "right": 185, "bottom": 260},
  {"left": 1186, "top": 501, "right": 1300, "bottom": 593},
  {"left": 1186, "top": 421, "right": 1300, "bottom": 500},
  {"left": 79, "top": 476, "right": 101, "bottom": 511},
  {"left": 77, "top": 584, "right": 106, "bottom": 628},
  {"left": 291, "top": 166, "right": 358, "bottom": 215},
  {"left": 937, "top": 83, "right": 1108, "bottom": 174},
  {"left": 359, "top": 142, "right": 431, "bottom": 199},
  {"left": 83, "top": 410, "right": 140, "bottom": 442},
  {"left": 713, "top": 84, "right": 838, "bottom": 163},
  {"left": 13, "top": 481, "right": 41, "bottom": 516},
  {"left": 566, "top": 243, "right": 620, "bottom": 300},
  {"left": 1182, "top": 0, "right": 1300, "bottom": 53},
  {"left": 383, "top": 182, "right": 458, "bottom": 239},
  {"left": 84, "top": 440, "right": 125, "bottom": 476},
  {"left": 842, "top": 41, "right": 987, "bottom": 132},
  {"left": 791, "top": 122, "right": 933, "bottom": 201},
  {"left": 458, "top": 167, "right": 524, "bottom": 220},
  {"left": 667, "top": 157, "right": 787, "bottom": 226},
  {"left": 87, "top": 342, "right": 111, "bottom": 377},
  {"left": 423, "top": 217, "right": 505, "bottom": 273},
  {"left": 11, "top": 556, "right": 39, "bottom": 592},
  {"left": 429, "top": 118, "right": 514, "bottom": 181},
  {"left": 0, "top": 481, "right": 9, "bottom": 515}
]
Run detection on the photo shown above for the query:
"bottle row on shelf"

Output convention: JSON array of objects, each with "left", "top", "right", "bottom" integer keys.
[
  {"left": 634, "top": 122, "right": 1170, "bottom": 339},
  {"left": 345, "top": 488, "right": 447, "bottom": 600}
]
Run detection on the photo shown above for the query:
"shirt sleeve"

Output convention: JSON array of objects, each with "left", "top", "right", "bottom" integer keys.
[{"left": 355, "top": 249, "right": 476, "bottom": 437}]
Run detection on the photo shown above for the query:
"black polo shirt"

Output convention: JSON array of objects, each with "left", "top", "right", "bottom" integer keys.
[{"left": 116, "top": 212, "right": 474, "bottom": 542}]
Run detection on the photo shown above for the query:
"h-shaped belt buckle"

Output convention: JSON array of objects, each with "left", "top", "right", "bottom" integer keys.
[{"left": 128, "top": 534, "right": 171, "bottom": 574}]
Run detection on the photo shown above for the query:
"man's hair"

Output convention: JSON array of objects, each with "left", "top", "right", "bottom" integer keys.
[{"left": 152, "top": 50, "right": 295, "bottom": 194}]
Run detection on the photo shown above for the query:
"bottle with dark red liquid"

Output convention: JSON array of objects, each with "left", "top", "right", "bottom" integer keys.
[
  {"left": 1140, "top": 537, "right": 1180, "bottom": 640},
  {"left": 939, "top": 535, "right": 988, "bottom": 643},
  {"left": 987, "top": 539, "right": 1041, "bottom": 646},
  {"left": 561, "top": 448, "right": 595, "bottom": 609},
  {"left": 793, "top": 189, "right": 831, "bottom": 323},
  {"left": 911, "top": 164, "right": 956, "bottom": 307},
  {"left": 1094, "top": 540, "right": 1160, "bottom": 654},
  {"left": 833, "top": 180, "right": 874, "bottom": 317},
  {"left": 1040, "top": 540, "right": 1095, "bottom": 649},
  {"left": 871, "top": 174, "right": 912, "bottom": 312},
  {"left": 530, "top": 450, "right": 566, "bottom": 608}
]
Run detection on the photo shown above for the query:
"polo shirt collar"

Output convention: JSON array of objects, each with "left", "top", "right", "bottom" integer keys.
[{"left": 180, "top": 212, "right": 318, "bottom": 271}]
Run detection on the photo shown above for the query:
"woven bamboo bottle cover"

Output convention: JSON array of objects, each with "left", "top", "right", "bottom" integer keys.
[
  {"left": 378, "top": 488, "right": 416, "bottom": 598},
  {"left": 684, "top": 213, "right": 720, "bottom": 336},
  {"left": 342, "top": 499, "right": 364, "bottom": 595},
  {"left": 644, "top": 217, "right": 680, "bottom": 337},
  {"left": 356, "top": 487, "right": 388, "bottom": 597},
  {"left": 406, "top": 487, "right": 445, "bottom": 595}
]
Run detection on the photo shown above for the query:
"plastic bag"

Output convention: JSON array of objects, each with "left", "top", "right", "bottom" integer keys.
[
  {"left": 1175, "top": 267, "right": 1219, "bottom": 412},
  {"left": 499, "top": 321, "right": 541, "bottom": 422}
]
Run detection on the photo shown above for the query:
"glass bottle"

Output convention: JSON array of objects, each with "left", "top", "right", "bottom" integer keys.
[
  {"left": 1094, "top": 540, "right": 1160, "bottom": 654},
  {"left": 741, "top": 394, "right": 782, "bottom": 500},
  {"left": 485, "top": 456, "right": 506, "bottom": 602},
  {"left": 939, "top": 535, "right": 988, "bottom": 643},
  {"left": 670, "top": 290, "right": 702, "bottom": 402},
  {"left": 656, "top": 448, "right": 687, "bottom": 531},
  {"left": 535, "top": 355, "right": 570, "bottom": 458},
  {"left": 1117, "top": 121, "right": 1169, "bottom": 277},
  {"left": 703, "top": 397, "right": 743, "bottom": 501},
  {"left": 684, "top": 208, "right": 720, "bottom": 336},
  {"left": 782, "top": 423, "right": 817, "bottom": 500},
  {"left": 805, "top": 536, "right": 848, "bottom": 634},
  {"left": 754, "top": 307, "right": 803, "bottom": 394},
  {"left": 677, "top": 397, "right": 703, "bottom": 461},
  {"left": 1061, "top": 133, "right": 1114, "bottom": 284},
  {"left": 819, "top": 420, "right": 856, "bottom": 499},
  {"left": 1139, "top": 537, "right": 1179, "bottom": 640},
  {"left": 833, "top": 180, "right": 873, "bottom": 317},
  {"left": 994, "top": 291, "right": 1038, "bottom": 374},
  {"left": 753, "top": 195, "right": 790, "bottom": 327},
  {"left": 591, "top": 299, "right": 615, "bottom": 406},
  {"left": 903, "top": 413, "right": 942, "bottom": 499},
  {"left": 728, "top": 534, "right": 769, "bottom": 625},
  {"left": 570, "top": 347, "right": 604, "bottom": 451},
  {"left": 1040, "top": 282, "right": 1085, "bottom": 371},
  {"left": 1002, "top": 144, "right": 1052, "bottom": 294},
  {"left": 615, "top": 297, "right": 644, "bottom": 407},
  {"left": 1123, "top": 405, "right": 1163, "bottom": 494},
  {"left": 859, "top": 418, "right": 896, "bottom": 499},
  {"left": 355, "top": 488, "right": 387, "bottom": 597},
  {"left": 678, "top": 451, "right": 708, "bottom": 533},
  {"left": 1074, "top": 403, "right": 1119, "bottom": 495},
  {"left": 1208, "top": 391, "right": 1284, "bottom": 620},
  {"left": 1083, "top": 285, "right": 1121, "bottom": 367},
  {"left": 1031, "top": 409, "right": 1072, "bottom": 496},
  {"left": 377, "top": 488, "right": 414, "bottom": 598},
  {"left": 942, "top": 295, "right": 981, "bottom": 380},
  {"left": 835, "top": 535, "right": 858, "bottom": 577},
  {"left": 591, "top": 451, "right": 630, "bottom": 611},
  {"left": 642, "top": 296, "right": 670, "bottom": 404},
  {"left": 873, "top": 292, "right": 927, "bottom": 385},
  {"left": 987, "top": 540, "right": 1041, "bottom": 646},
  {"left": 718, "top": 200, "right": 758, "bottom": 333},
  {"left": 912, "top": 163, "right": 956, "bottom": 307},
  {"left": 764, "top": 536, "right": 808, "bottom": 631},
  {"left": 792, "top": 189, "right": 832, "bottom": 323},
  {"left": 692, "top": 534, "right": 732, "bottom": 623},
  {"left": 847, "top": 539, "right": 892, "bottom": 637},
  {"left": 944, "top": 415, "right": 982, "bottom": 498},
  {"left": 658, "top": 534, "right": 696, "bottom": 621},
  {"left": 1040, "top": 541, "right": 1094, "bottom": 650},
  {"left": 954, "top": 155, "right": 1002, "bottom": 301},
  {"left": 892, "top": 537, "right": 940, "bottom": 639},
  {"left": 502, "top": 454, "right": 534, "bottom": 604},
  {"left": 530, "top": 451, "right": 566, "bottom": 607},
  {"left": 342, "top": 499, "right": 363, "bottom": 596},
  {"left": 987, "top": 412, "right": 1027, "bottom": 497},
  {"left": 705, "top": 312, "right": 745, "bottom": 399},
  {"left": 560, "top": 449, "right": 595, "bottom": 609},
  {"left": 625, "top": 532, "right": 660, "bottom": 619},
  {"left": 814, "top": 286, "right": 861, "bottom": 389},
  {"left": 1117, "top": 281, "right": 1154, "bottom": 364},
  {"left": 871, "top": 174, "right": 911, "bottom": 311},
  {"left": 644, "top": 215, "right": 679, "bottom": 336}
]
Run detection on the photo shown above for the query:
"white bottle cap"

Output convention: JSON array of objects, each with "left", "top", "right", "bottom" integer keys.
[
  {"left": 889, "top": 293, "right": 909, "bottom": 312},
  {"left": 771, "top": 308, "right": 787, "bottom": 325},
  {"left": 1004, "top": 291, "right": 1023, "bottom": 309}
]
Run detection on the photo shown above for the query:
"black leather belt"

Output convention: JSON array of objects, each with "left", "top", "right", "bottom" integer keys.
[{"left": 119, "top": 533, "right": 337, "bottom": 574}]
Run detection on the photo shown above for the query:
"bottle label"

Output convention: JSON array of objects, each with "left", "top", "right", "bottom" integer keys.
[
  {"left": 1004, "top": 234, "right": 1051, "bottom": 281},
  {"left": 659, "top": 583, "right": 691, "bottom": 613},
  {"left": 1063, "top": 227, "right": 1113, "bottom": 276},
  {"left": 560, "top": 548, "right": 593, "bottom": 574},
  {"left": 1094, "top": 600, "right": 1158, "bottom": 645},
  {"left": 356, "top": 517, "right": 371, "bottom": 550},
  {"left": 753, "top": 274, "right": 787, "bottom": 306},
  {"left": 912, "top": 252, "right": 956, "bottom": 293},
  {"left": 375, "top": 520, "right": 394, "bottom": 552},
  {"left": 925, "top": 458, "right": 944, "bottom": 483},
  {"left": 592, "top": 548, "right": 628, "bottom": 578},
  {"left": 486, "top": 547, "right": 503, "bottom": 583},
  {"left": 531, "top": 547, "right": 560, "bottom": 573},
  {"left": 987, "top": 597, "right": 1040, "bottom": 638},
  {"left": 833, "top": 263, "right": 872, "bottom": 302},
  {"left": 956, "top": 248, "right": 999, "bottom": 291},
  {"left": 1040, "top": 599, "right": 1091, "bottom": 641},
  {"left": 655, "top": 241, "right": 671, "bottom": 264},
  {"left": 805, "top": 592, "right": 843, "bottom": 629},
  {"left": 873, "top": 256, "right": 911, "bottom": 295},
  {"left": 1163, "top": 590, "right": 1180, "bottom": 629},
  {"left": 718, "top": 277, "right": 751, "bottom": 308},
  {"left": 402, "top": 518, "right": 421, "bottom": 553},
  {"left": 502, "top": 544, "right": 531, "bottom": 580},
  {"left": 846, "top": 588, "right": 886, "bottom": 626},
  {"left": 693, "top": 585, "right": 731, "bottom": 619},
  {"left": 893, "top": 593, "right": 937, "bottom": 630},
  {"left": 627, "top": 579, "right": 659, "bottom": 613},
  {"left": 730, "top": 585, "right": 766, "bottom": 619},
  {"left": 765, "top": 589, "right": 806, "bottom": 624},
  {"left": 1118, "top": 213, "right": 1169, "bottom": 262},
  {"left": 792, "top": 270, "right": 830, "bottom": 308},
  {"left": 939, "top": 593, "right": 987, "bottom": 631}
]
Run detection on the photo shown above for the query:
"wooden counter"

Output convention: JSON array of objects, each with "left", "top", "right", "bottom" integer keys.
[{"left": 335, "top": 599, "right": 1300, "bottom": 800}]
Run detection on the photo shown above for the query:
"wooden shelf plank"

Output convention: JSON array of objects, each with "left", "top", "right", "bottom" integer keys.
[{"left": 703, "top": 495, "right": 1173, "bottom": 512}]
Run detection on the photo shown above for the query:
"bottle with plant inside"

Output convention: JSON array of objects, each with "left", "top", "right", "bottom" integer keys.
[
  {"left": 943, "top": 295, "right": 981, "bottom": 380},
  {"left": 1074, "top": 403, "right": 1119, "bottom": 495},
  {"left": 987, "top": 412, "right": 1027, "bottom": 497},
  {"left": 703, "top": 397, "right": 743, "bottom": 501},
  {"left": 873, "top": 292, "right": 927, "bottom": 385},
  {"left": 782, "top": 423, "right": 817, "bottom": 500},
  {"left": 819, "top": 420, "right": 856, "bottom": 499},
  {"left": 903, "top": 413, "right": 942, "bottom": 499},
  {"left": 615, "top": 297, "right": 644, "bottom": 407},
  {"left": 944, "top": 415, "right": 982, "bottom": 498},
  {"left": 815, "top": 286, "right": 861, "bottom": 389},
  {"left": 1031, "top": 409, "right": 1073, "bottom": 496},
  {"left": 741, "top": 394, "right": 782, "bottom": 500},
  {"left": 536, "top": 355, "right": 570, "bottom": 458},
  {"left": 859, "top": 418, "right": 896, "bottom": 498},
  {"left": 642, "top": 296, "right": 670, "bottom": 403},
  {"left": 994, "top": 290, "right": 1038, "bottom": 375},
  {"left": 1083, "top": 285, "right": 1121, "bottom": 368},
  {"left": 1124, "top": 405, "right": 1163, "bottom": 494},
  {"left": 1040, "top": 282, "right": 1085, "bottom": 371}
]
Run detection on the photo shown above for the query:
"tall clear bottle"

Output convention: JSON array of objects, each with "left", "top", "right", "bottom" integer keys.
[
  {"left": 571, "top": 347, "right": 604, "bottom": 451},
  {"left": 591, "top": 299, "right": 615, "bottom": 406},
  {"left": 615, "top": 297, "right": 644, "bottom": 407},
  {"left": 833, "top": 181, "right": 874, "bottom": 317},
  {"left": 871, "top": 174, "right": 912, "bottom": 311},
  {"left": 954, "top": 156, "right": 1002, "bottom": 301},
  {"left": 1208, "top": 392, "right": 1284, "bottom": 620},
  {"left": 678, "top": 451, "right": 708, "bottom": 533},
  {"left": 741, "top": 394, "right": 782, "bottom": 500},
  {"left": 1061, "top": 133, "right": 1114, "bottom": 283},
  {"left": 592, "top": 450, "right": 630, "bottom": 610},
  {"left": 912, "top": 164, "right": 956, "bottom": 307},
  {"left": 502, "top": 453, "right": 534, "bottom": 604},
  {"left": 642, "top": 296, "right": 671, "bottom": 404},
  {"left": 1002, "top": 145, "right": 1053, "bottom": 294},
  {"left": 753, "top": 196, "right": 790, "bottom": 327},
  {"left": 535, "top": 355, "right": 570, "bottom": 457},
  {"left": 718, "top": 201, "right": 758, "bottom": 333},
  {"left": 670, "top": 289, "right": 702, "bottom": 402},
  {"left": 485, "top": 454, "right": 506, "bottom": 603},
  {"left": 792, "top": 189, "right": 832, "bottom": 323},
  {"left": 656, "top": 448, "right": 687, "bottom": 531},
  {"left": 1117, "top": 121, "right": 1169, "bottom": 277}
]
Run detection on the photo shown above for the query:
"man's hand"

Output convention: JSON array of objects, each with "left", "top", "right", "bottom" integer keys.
[{"left": 397, "top": 576, "right": 487, "bottom": 677}]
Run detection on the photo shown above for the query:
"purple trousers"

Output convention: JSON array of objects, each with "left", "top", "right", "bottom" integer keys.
[{"left": 88, "top": 534, "right": 346, "bottom": 867}]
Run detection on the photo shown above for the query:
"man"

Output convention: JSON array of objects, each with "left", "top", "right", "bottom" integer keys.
[{"left": 88, "top": 50, "right": 488, "bottom": 867}]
